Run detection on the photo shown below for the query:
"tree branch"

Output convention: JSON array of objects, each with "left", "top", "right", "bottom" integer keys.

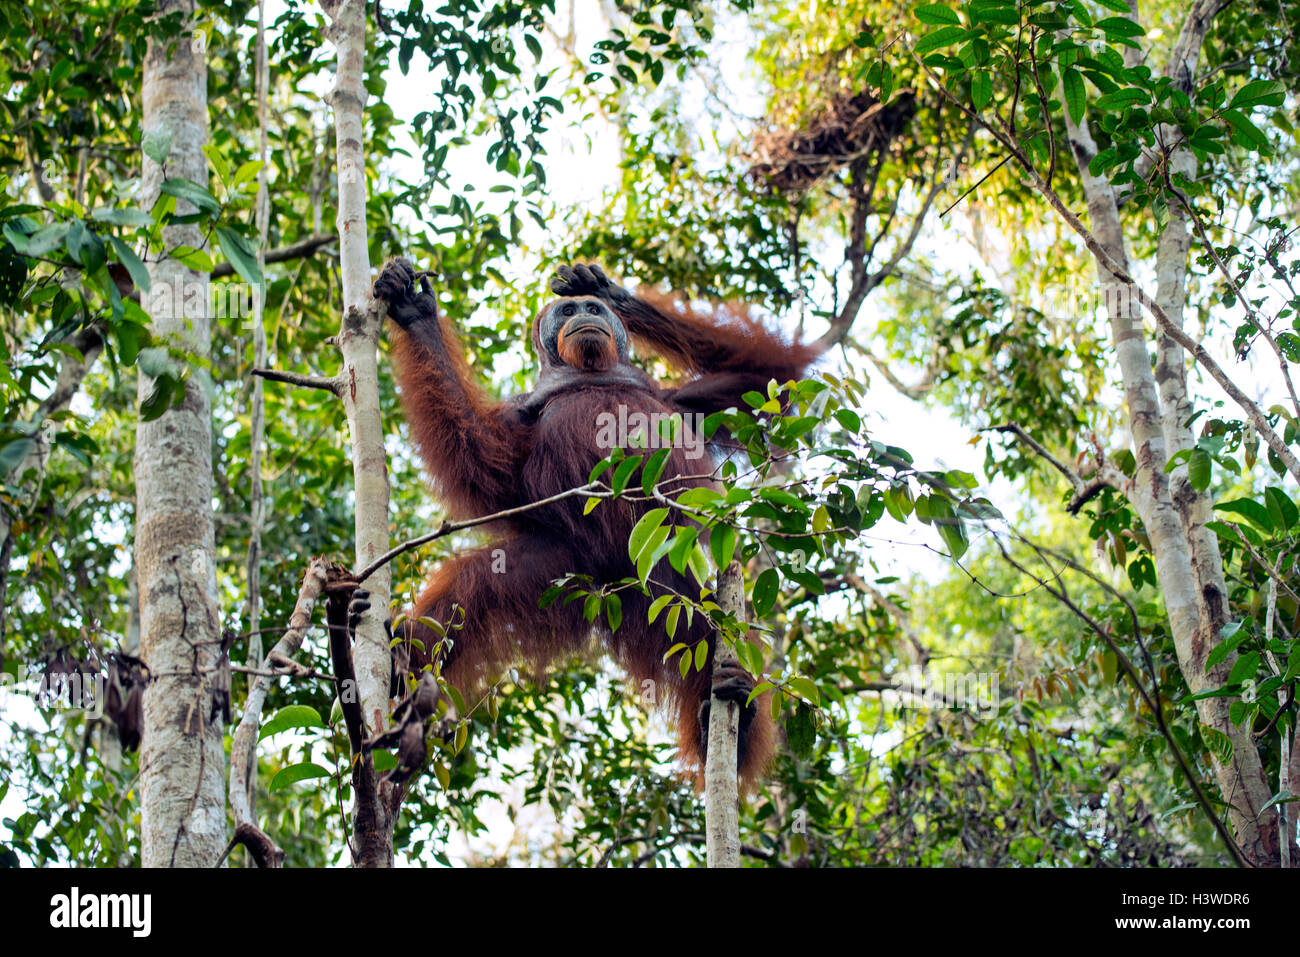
[{"left": 251, "top": 367, "right": 343, "bottom": 394}]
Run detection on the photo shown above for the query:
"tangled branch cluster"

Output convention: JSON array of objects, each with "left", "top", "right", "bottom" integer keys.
[{"left": 749, "top": 89, "right": 917, "bottom": 192}]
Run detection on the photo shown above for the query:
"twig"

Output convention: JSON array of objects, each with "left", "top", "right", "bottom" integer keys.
[
  {"left": 354, "top": 481, "right": 607, "bottom": 582},
  {"left": 982, "top": 423, "right": 1125, "bottom": 513},
  {"left": 940, "top": 153, "right": 1012, "bottom": 218},
  {"left": 992, "top": 535, "right": 1247, "bottom": 866},
  {"left": 251, "top": 367, "right": 343, "bottom": 394}
]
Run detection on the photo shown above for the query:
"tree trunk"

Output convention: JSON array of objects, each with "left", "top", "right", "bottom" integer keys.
[
  {"left": 136, "top": 0, "right": 226, "bottom": 868},
  {"left": 705, "top": 562, "right": 744, "bottom": 867},
  {"left": 324, "top": 0, "right": 395, "bottom": 866},
  {"left": 1062, "top": 91, "right": 1276, "bottom": 865}
]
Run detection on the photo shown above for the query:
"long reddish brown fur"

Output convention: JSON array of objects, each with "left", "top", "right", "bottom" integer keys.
[{"left": 385, "top": 274, "right": 818, "bottom": 790}]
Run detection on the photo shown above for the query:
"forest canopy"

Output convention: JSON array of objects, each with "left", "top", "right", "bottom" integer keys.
[{"left": 0, "top": 0, "right": 1298, "bottom": 871}]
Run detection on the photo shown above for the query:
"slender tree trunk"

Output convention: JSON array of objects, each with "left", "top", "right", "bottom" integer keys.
[
  {"left": 324, "top": 0, "right": 395, "bottom": 866},
  {"left": 705, "top": 562, "right": 744, "bottom": 867},
  {"left": 236, "top": 0, "right": 272, "bottom": 857},
  {"left": 1060, "top": 60, "right": 1276, "bottom": 862},
  {"left": 136, "top": 0, "right": 225, "bottom": 868}
]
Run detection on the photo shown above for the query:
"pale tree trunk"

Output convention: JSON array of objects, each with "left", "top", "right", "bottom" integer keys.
[
  {"left": 237, "top": 0, "right": 271, "bottom": 851},
  {"left": 1151, "top": 0, "right": 1231, "bottom": 640},
  {"left": 324, "top": 0, "right": 395, "bottom": 866},
  {"left": 705, "top": 562, "right": 744, "bottom": 867},
  {"left": 1056, "top": 0, "right": 1276, "bottom": 864},
  {"left": 136, "top": 0, "right": 226, "bottom": 868}
]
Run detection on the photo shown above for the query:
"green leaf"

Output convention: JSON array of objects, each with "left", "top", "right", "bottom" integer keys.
[
  {"left": 1100, "top": 650, "right": 1117, "bottom": 685},
  {"left": 667, "top": 526, "right": 700, "bottom": 575},
  {"left": 233, "top": 160, "right": 264, "bottom": 188},
  {"left": 649, "top": 595, "right": 675, "bottom": 624},
  {"left": 884, "top": 484, "right": 914, "bottom": 522},
  {"left": 0, "top": 437, "right": 37, "bottom": 476},
  {"left": 1095, "top": 16, "right": 1145, "bottom": 38},
  {"left": 259, "top": 704, "right": 325, "bottom": 740},
  {"left": 160, "top": 177, "right": 220, "bottom": 215},
  {"left": 1223, "top": 109, "right": 1267, "bottom": 150},
  {"left": 24, "top": 223, "right": 70, "bottom": 257},
  {"left": 1187, "top": 448, "right": 1212, "bottom": 491},
  {"left": 709, "top": 525, "right": 736, "bottom": 568},
  {"left": 944, "top": 469, "right": 979, "bottom": 489},
  {"left": 694, "top": 640, "right": 708, "bottom": 672},
  {"left": 605, "top": 592, "right": 622, "bottom": 633},
  {"left": 971, "top": 71, "right": 992, "bottom": 110},
  {"left": 91, "top": 207, "right": 153, "bottom": 227},
  {"left": 108, "top": 236, "right": 151, "bottom": 294},
  {"left": 833, "top": 408, "right": 861, "bottom": 432},
  {"left": 1229, "top": 80, "right": 1285, "bottom": 110},
  {"left": 169, "top": 244, "right": 214, "bottom": 272},
  {"left": 914, "top": 4, "right": 960, "bottom": 25},
  {"left": 1062, "top": 68, "right": 1085, "bottom": 124},
  {"left": 215, "top": 227, "right": 263, "bottom": 288},
  {"left": 914, "top": 25, "right": 968, "bottom": 55},
  {"left": 142, "top": 129, "right": 172, "bottom": 166},
  {"left": 641, "top": 448, "right": 670, "bottom": 497},
  {"left": 686, "top": 542, "right": 710, "bottom": 587},
  {"left": 1095, "top": 88, "right": 1150, "bottom": 111},
  {"left": 1214, "top": 498, "right": 1274, "bottom": 533},
  {"left": 1264, "top": 487, "right": 1297, "bottom": 531},
  {"left": 759, "top": 487, "right": 810, "bottom": 512},
  {"left": 1260, "top": 791, "right": 1299, "bottom": 813},
  {"left": 1198, "top": 723, "right": 1234, "bottom": 765},
  {"left": 752, "top": 567, "right": 780, "bottom": 617},
  {"left": 1227, "top": 651, "right": 1259, "bottom": 687},
  {"left": 1207, "top": 621, "right": 1249, "bottom": 672},
  {"left": 637, "top": 526, "right": 672, "bottom": 583},
  {"left": 786, "top": 703, "right": 816, "bottom": 758},
  {"left": 202, "top": 144, "right": 231, "bottom": 186},
  {"left": 627, "top": 508, "right": 669, "bottom": 565},
  {"left": 968, "top": 0, "right": 1018, "bottom": 25},
  {"left": 787, "top": 676, "right": 820, "bottom": 705},
  {"left": 268, "top": 762, "right": 331, "bottom": 791},
  {"left": 928, "top": 496, "right": 968, "bottom": 558},
  {"left": 611, "top": 455, "right": 642, "bottom": 495}
]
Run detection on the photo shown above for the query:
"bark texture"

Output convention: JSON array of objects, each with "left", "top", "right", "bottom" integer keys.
[
  {"left": 1057, "top": 2, "right": 1277, "bottom": 862},
  {"left": 136, "top": 0, "right": 225, "bottom": 868},
  {"left": 705, "top": 562, "right": 744, "bottom": 867},
  {"left": 324, "top": 0, "right": 396, "bottom": 866}
]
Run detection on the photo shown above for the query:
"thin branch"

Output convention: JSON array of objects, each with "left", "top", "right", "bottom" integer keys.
[
  {"left": 992, "top": 535, "right": 1247, "bottom": 866},
  {"left": 982, "top": 423, "right": 1126, "bottom": 513},
  {"left": 354, "top": 481, "right": 607, "bottom": 582},
  {"left": 939, "top": 152, "right": 1011, "bottom": 218},
  {"left": 251, "top": 367, "right": 343, "bottom": 394}
]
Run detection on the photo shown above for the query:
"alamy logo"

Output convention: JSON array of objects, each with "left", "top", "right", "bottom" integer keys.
[{"left": 49, "top": 887, "right": 151, "bottom": 937}]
